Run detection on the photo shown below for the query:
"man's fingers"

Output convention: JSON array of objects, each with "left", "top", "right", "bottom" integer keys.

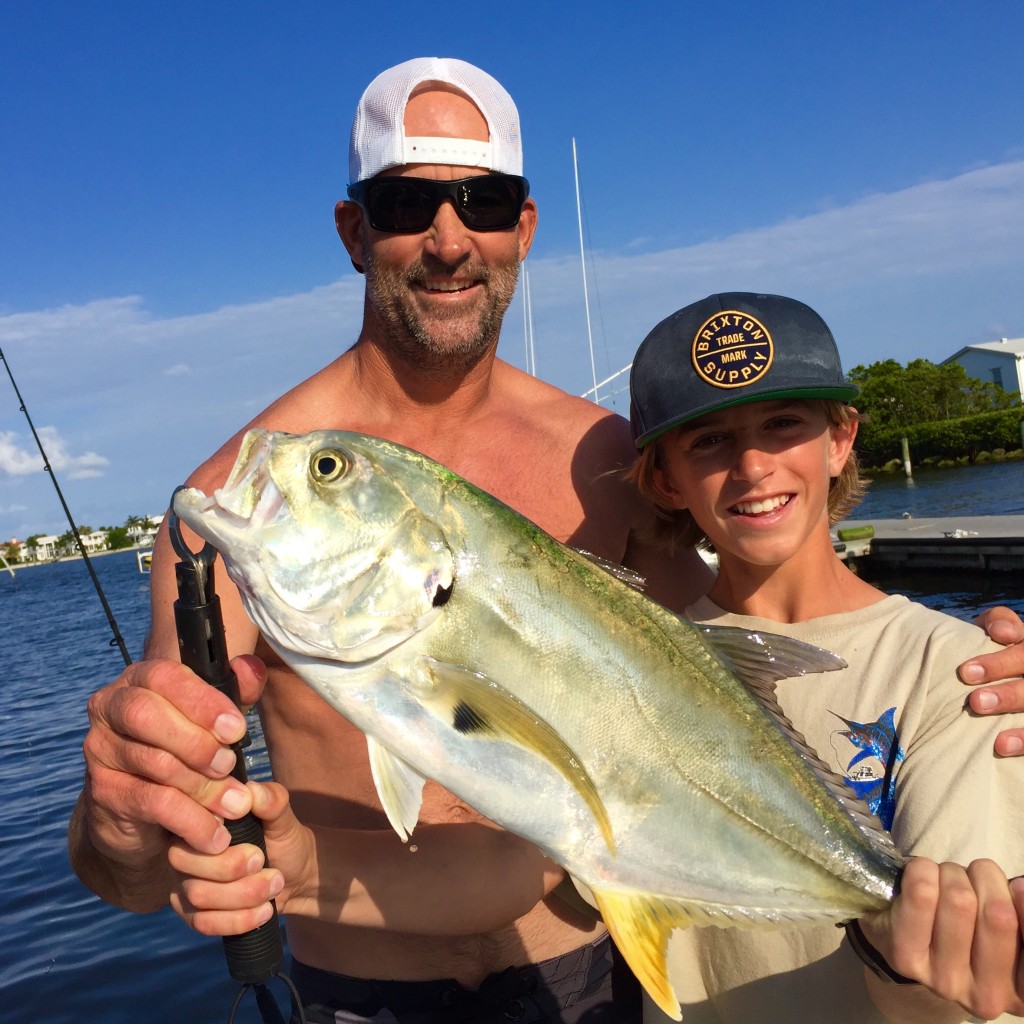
[
  {"left": 171, "top": 882, "right": 279, "bottom": 937},
  {"left": 169, "top": 840, "right": 266, "bottom": 884},
  {"left": 974, "top": 606, "right": 1024, "bottom": 645},
  {"left": 88, "top": 766, "right": 233, "bottom": 855}
]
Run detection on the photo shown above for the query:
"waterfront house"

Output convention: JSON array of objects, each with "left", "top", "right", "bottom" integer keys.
[{"left": 942, "top": 337, "right": 1024, "bottom": 398}]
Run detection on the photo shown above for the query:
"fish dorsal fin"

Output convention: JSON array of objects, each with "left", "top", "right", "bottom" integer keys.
[
  {"left": 366, "top": 735, "right": 426, "bottom": 842},
  {"left": 699, "top": 625, "right": 903, "bottom": 862},
  {"left": 413, "top": 656, "right": 616, "bottom": 854},
  {"left": 572, "top": 548, "right": 647, "bottom": 591},
  {"left": 696, "top": 623, "right": 847, "bottom": 691}
]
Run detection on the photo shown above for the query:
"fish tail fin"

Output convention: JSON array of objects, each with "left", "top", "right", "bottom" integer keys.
[{"left": 592, "top": 889, "right": 692, "bottom": 1021}]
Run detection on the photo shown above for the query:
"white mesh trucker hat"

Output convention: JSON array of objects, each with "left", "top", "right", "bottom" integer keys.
[{"left": 349, "top": 57, "right": 523, "bottom": 184}]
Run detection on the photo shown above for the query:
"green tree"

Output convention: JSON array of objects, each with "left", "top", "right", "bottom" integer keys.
[
  {"left": 105, "top": 526, "right": 133, "bottom": 550},
  {"left": 849, "top": 357, "right": 1017, "bottom": 431}
]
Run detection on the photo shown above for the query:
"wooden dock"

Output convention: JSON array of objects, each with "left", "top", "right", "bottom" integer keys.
[{"left": 834, "top": 515, "right": 1024, "bottom": 573}]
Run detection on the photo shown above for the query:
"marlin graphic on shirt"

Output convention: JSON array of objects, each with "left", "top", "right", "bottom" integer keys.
[{"left": 830, "top": 707, "right": 904, "bottom": 830}]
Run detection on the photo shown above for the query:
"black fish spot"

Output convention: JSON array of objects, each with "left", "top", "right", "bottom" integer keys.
[
  {"left": 433, "top": 581, "right": 454, "bottom": 607},
  {"left": 453, "top": 701, "right": 489, "bottom": 734}
]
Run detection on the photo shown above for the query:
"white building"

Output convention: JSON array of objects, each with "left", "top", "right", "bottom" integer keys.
[
  {"left": 30, "top": 534, "right": 61, "bottom": 561},
  {"left": 942, "top": 337, "right": 1024, "bottom": 397},
  {"left": 128, "top": 512, "right": 165, "bottom": 547}
]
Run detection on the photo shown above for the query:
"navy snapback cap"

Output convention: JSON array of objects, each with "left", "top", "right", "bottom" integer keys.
[{"left": 629, "top": 292, "right": 860, "bottom": 448}]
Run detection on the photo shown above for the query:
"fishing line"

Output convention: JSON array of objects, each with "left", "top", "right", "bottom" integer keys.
[{"left": 0, "top": 346, "right": 130, "bottom": 666}]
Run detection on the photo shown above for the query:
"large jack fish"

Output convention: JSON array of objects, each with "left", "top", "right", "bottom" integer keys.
[{"left": 173, "top": 428, "right": 903, "bottom": 1019}]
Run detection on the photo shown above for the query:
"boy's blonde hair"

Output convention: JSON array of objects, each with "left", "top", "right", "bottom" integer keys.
[{"left": 629, "top": 400, "right": 866, "bottom": 554}]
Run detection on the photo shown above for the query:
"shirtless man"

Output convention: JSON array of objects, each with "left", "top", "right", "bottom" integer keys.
[
  {"left": 68, "top": 58, "right": 1024, "bottom": 1024},
  {"left": 68, "top": 58, "right": 708, "bottom": 1023}
]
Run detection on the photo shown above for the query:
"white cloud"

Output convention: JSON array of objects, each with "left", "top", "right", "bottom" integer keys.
[
  {"left": 0, "top": 158, "right": 1022, "bottom": 538},
  {"left": 0, "top": 428, "right": 109, "bottom": 480}
]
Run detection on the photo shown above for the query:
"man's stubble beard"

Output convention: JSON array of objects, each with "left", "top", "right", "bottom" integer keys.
[{"left": 362, "top": 234, "right": 520, "bottom": 375}]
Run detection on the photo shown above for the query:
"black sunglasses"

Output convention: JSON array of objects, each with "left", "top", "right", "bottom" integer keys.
[{"left": 346, "top": 173, "right": 530, "bottom": 234}]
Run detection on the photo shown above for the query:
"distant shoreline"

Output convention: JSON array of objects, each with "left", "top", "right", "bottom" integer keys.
[{"left": 3, "top": 545, "right": 150, "bottom": 572}]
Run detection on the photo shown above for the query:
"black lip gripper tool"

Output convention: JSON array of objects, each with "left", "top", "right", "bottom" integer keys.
[{"left": 168, "top": 500, "right": 305, "bottom": 1024}]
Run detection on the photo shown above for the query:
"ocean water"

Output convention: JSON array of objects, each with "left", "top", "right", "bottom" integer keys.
[
  {"left": 846, "top": 458, "right": 1024, "bottom": 612},
  {"left": 1, "top": 460, "right": 1021, "bottom": 1023}
]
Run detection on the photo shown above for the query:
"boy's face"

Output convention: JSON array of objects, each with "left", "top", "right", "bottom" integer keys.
[{"left": 651, "top": 399, "right": 856, "bottom": 567}]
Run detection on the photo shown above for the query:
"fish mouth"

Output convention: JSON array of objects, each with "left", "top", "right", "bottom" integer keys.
[
  {"left": 174, "top": 429, "right": 286, "bottom": 542},
  {"left": 212, "top": 430, "right": 285, "bottom": 529}
]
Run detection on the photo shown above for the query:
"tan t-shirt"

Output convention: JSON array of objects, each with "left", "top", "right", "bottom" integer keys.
[{"left": 645, "top": 594, "right": 1024, "bottom": 1024}]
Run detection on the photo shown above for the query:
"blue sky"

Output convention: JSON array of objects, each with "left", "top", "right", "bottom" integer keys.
[{"left": 1, "top": 1, "right": 1023, "bottom": 541}]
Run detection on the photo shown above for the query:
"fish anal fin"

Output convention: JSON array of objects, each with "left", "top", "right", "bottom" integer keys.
[
  {"left": 592, "top": 889, "right": 691, "bottom": 1021},
  {"left": 366, "top": 735, "right": 426, "bottom": 843},
  {"left": 416, "top": 657, "right": 616, "bottom": 855}
]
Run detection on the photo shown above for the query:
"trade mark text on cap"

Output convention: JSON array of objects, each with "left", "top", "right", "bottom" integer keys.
[{"left": 691, "top": 311, "right": 775, "bottom": 390}]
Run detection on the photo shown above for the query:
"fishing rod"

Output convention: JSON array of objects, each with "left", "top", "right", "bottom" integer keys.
[{"left": 0, "top": 346, "right": 130, "bottom": 665}]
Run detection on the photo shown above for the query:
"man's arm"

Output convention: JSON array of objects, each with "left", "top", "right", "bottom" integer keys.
[{"left": 960, "top": 606, "right": 1024, "bottom": 756}]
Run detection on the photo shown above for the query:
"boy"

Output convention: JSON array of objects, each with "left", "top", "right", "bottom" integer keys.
[{"left": 629, "top": 292, "right": 1024, "bottom": 1023}]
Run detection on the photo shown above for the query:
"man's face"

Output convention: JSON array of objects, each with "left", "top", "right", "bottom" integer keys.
[{"left": 348, "top": 87, "right": 537, "bottom": 374}]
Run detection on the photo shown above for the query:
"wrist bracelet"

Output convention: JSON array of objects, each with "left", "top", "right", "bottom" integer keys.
[{"left": 844, "top": 920, "right": 917, "bottom": 985}]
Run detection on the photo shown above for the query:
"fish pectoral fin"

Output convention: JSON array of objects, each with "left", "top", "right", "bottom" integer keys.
[
  {"left": 366, "top": 735, "right": 426, "bottom": 842},
  {"left": 592, "top": 889, "right": 694, "bottom": 1022},
  {"left": 414, "top": 657, "right": 616, "bottom": 854}
]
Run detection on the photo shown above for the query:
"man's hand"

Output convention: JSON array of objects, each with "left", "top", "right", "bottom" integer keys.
[
  {"left": 70, "top": 654, "right": 268, "bottom": 908},
  {"left": 959, "top": 606, "right": 1024, "bottom": 756}
]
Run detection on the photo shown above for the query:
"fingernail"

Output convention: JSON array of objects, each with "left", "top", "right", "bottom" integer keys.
[
  {"left": 221, "top": 787, "right": 249, "bottom": 816},
  {"left": 214, "top": 714, "right": 245, "bottom": 743},
  {"left": 972, "top": 690, "right": 998, "bottom": 712},
  {"left": 268, "top": 872, "right": 284, "bottom": 898},
  {"left": 255, "top": 902, "right": 275, "bottom": 926},
  {"left": 1003, "top": 736, "right": 1023, "bottom": 755},
  {"left": 960, "top": 663, "right": 985, "bottom": 684},
  {"left": 246, "top": 851, "right": 265, "bottom": 874},
  {"left": 212, "top": 825, "right": 231, "bottom": 852},
  {"left": 211, "top": 747, "right": 237, "bottom": 775}
]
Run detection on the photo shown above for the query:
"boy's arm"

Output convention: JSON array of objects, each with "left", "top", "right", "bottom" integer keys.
[{"left": 857, "top": 857, "right": 1024, "bottom": 1023}]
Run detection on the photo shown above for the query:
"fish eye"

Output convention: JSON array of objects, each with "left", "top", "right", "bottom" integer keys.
[{"left": 311, "top": 448, "right": 349, "bottom": 482}]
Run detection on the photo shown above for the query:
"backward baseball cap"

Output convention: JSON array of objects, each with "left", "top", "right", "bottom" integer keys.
[
  {"left": 630, "top": 292, "right": 860, "bottom": 449},
  {"left": 349, "top": 57, "right": 523, "bottom": 184}
]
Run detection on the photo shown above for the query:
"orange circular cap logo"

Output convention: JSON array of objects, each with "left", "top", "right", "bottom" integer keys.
[{"left": 691, "top": 310, "right": 774, "bottom": 389}]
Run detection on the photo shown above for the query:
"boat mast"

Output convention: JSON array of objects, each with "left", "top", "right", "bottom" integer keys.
[
  {"left": 573, "top": 138, "right": 599, "bottom": 403},
  {"left": 521, "top": 260, "right": 536, "bottom": 376}
]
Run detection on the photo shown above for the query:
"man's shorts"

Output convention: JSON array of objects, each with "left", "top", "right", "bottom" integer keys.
[{"left": 289, "top": 932, "right": 642, "bottom": 1023}]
